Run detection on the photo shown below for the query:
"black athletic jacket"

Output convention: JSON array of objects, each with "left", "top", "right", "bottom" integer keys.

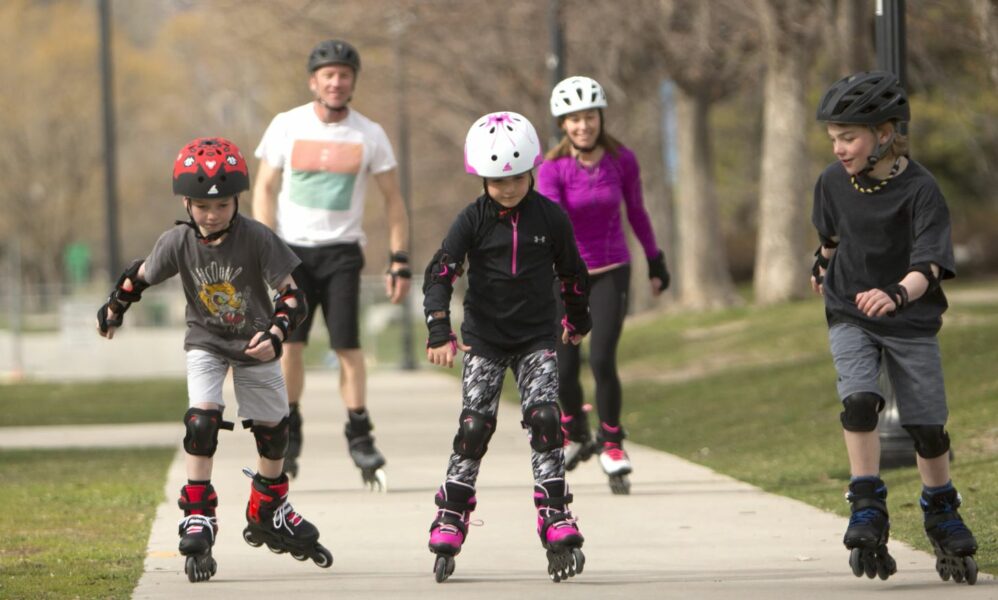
[{"left": 423, "top": 190, "right": 591, "bottom": 359}]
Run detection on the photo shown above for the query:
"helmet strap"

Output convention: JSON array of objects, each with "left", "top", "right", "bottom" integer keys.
[
  {"left": 860, "top": 125, "right": 895, "bottom": 175},
  {"left": 176, "top": 196, "right": 239, "bottom": 245}
]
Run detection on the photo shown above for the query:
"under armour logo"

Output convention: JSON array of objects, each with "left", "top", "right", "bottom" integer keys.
[{"left": 533, "top": 235, "right": 546, "bottom": 244}]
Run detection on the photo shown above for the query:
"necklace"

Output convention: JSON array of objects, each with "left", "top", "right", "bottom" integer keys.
[{"left": 851, "top": 157, "right": 902, "bottom": 194}]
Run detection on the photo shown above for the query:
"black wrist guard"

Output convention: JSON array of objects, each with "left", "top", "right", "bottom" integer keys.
[
  {"left": 426, "top": 313, "right": 453, "bottom": 348},
  {"left": 882, "top": 283, "right": 909, "bottom": 314},
  {"left": 247, "top": 331, "right": 283, "bottom": 360},
  {"left": 812, "top": 246, "right": 831, "bottom": 284},
  {"left": 388, "top": 251, "right": 412, "bottom": 279},
  {"left": 271, "top": 285, "right": 307, "bottom": 340},
  {"left": 389, "top": 250, "right": 410, "bottom": 264},
  {"left": 647, "top": 250, "right": 670, "bottom": 290},
  {"left": 98, "top": 259, "right": 150, "bottom": 333}
]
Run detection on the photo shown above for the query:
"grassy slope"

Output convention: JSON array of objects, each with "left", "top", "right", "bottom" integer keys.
[
  {"left": 0, "top": 379, "right": 188, "bottom": 427},
  {"left": 612, "top": 286, "right": 998, "bottom": 574},
  {"left": 0, "top": 448, "right": 175, "bottom": 599}
]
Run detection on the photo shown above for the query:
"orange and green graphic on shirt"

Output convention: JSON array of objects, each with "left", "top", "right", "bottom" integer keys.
[{"left": 289, "top": 140, "right": 362, "bottom": 211}]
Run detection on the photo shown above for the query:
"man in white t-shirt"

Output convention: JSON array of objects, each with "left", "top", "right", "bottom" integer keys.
[{"left": 252, "top": 39, "right": 410, "bottom": 489}]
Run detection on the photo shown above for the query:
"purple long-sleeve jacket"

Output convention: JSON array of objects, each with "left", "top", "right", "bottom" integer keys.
[{"left": 537, "top": 146, "right": 659, "bottom": 271}]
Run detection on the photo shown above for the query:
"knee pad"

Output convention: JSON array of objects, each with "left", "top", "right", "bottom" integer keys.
[
  {"left": 183, "top": 408, "right": 234, "bottom": 457},
  {"left": 244, "top": 417, "right": 291, "bottom": 461},
  {"left": 903, "top": 425, "right": 951, "bottom": 459},
  {"left": 452, "top": 409, "right": 496, "bottom": 460},
  {"left": 523, "top": 403, "right": 564, "bottom": 452},
  {"left": 840, "top": 392, "right": 884, "bottom": 432}
]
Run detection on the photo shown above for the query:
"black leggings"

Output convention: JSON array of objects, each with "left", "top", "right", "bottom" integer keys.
[{"left": 554, "top": 264, "right": 630, "bottom": 427}]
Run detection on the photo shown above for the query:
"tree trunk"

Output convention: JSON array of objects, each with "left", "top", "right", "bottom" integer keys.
[
  {"left": 835, "top": 0, "right": 871, "bottom": 74},
  {"left": 674, "top": 87, "right": 738, "bottom": 309},
  {"left": 754, "top": 38, "right": 812, "bottom": 304}
]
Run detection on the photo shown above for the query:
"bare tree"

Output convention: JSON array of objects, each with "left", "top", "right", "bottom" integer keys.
[
  {"left": 753, "top": 0, "right": 828, "bottom": 304},
  {"left": 971, "top": 0, "right": 998, "bottom": 87},
  {"left": 833, "top": 0, "right": 873, "bottom": 75}
]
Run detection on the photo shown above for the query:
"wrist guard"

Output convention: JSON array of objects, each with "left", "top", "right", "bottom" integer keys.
[
  {"left": 426, "top": 312, "right": 454, "bottom": 348},
  {"left": 271, "top": 285, "right": 307, "bottom": 340},
  {"left": 811, "top": 246, "right": 831, "bottom": 284},
  {"left": 97, "top": 259, "right": 150, "bottom": 333},
  {"left": 247, "top": 330, "right": 283, "bottom": 360},
  {"left": 647, "top": 250, "right": 670, "bottom": 290},
  {"left": 559, "top": 275, "right": 592, "bottom": 337},
  {"left": 882, "top": 283, "right": 909, "bottom": 314},
  {"left": 388, "top": 250, "right": 412, "bottom": 279}
]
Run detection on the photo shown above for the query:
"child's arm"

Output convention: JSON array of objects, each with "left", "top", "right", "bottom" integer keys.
[
  {"left": 551, "top": 209, "right": 592, "bottom": 345},
  {"left": 423, "top": 212, "right": 473, "bottom": 367},
  {"left": 96, "top": 260, "right": 151, "bottom": 339},
  {"left": 245, "top": 274, "right": 307, "bottom": 361}
]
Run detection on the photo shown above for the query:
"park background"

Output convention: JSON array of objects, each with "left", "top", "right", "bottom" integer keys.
[{"left": 0, "top": 0, "right": 996, "bottom": 598}]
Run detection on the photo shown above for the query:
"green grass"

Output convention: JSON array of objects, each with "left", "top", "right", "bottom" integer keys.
[
  {"left": 0, "top": 447, "right": 175, "bottom": 599},
  {"left": 614, "top": 286, "right": 998, "bottom": 575},
  {"left": 0, "top": 379, "right": 187, "bottom": 427}
]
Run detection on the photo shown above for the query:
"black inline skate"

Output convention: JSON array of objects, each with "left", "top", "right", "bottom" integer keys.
[
  {"left": 921, "top": 486, "right": 978, "bottom": 585},
  {"left": 177, "top": 482, "right": 218, "bottom": 583},
  {"left": 596, "top": 423, "right": 631, "bottom": 495},
  {"left": 242, "top": 470, "right": 333, "bottom": 568},
  {"left": 843, "top": 477, "right": 896, "bottom": 581},
  {"left": 534, "top": 478, "right": 585, "bottom": 583},
  {"left": 345, "top": 409, "right": 387, "bottom": 492},
  {"left": 427, "top": 480, "right": 477, "bottom": 583},
  {"left": 560, "top": 412, "right": 597, "bottom": 472},
  {"left": 284, "top": 404, "right": 303, "bottom": 479}
]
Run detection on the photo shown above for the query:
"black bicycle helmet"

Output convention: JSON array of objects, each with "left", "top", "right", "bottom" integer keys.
[
  {"left": 307, "top": 39, "right": 361, "bottom": 74},
  {"left": 816, "top": 71, "right": 909, "bottom": 124}
]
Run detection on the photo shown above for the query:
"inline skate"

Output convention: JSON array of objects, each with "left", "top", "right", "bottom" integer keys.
[
  {"left": 597, "top": 423, "right": 631, "bottom": 494},
  {"left": 345, "top": 409, "right": 388, "bottom": 492},
  {"left": 843, "top": 477, "right": 896, "bottom": 580},
  {"left": 242, "top": 470, "right": 333, "bottom": 568},
  {"left": 177, "top": 482, "right": 218, "bottom": 583},
  {"left": 427, "top": 480, "right": 477, "bottom": 583},
  {"left": 284, "top": 404, "right": 302, "bottom": 479},
  {"left": 921, "top": 486, "right": 978, "bottom": 585},
  {"left": 534, "top": 478, "right": 585, "bottom": 582},
  {"left": 561, "top": 411, "right": 597, "bottom": 471}
]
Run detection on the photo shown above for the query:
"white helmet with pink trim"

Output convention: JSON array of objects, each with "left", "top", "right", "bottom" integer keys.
[{"left": 464, "top": 111, "right": 543, "bottom": 178}]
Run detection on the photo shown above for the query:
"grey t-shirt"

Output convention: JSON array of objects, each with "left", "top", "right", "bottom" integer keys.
[
  {"left": 812, "top": 159, "right": 956, "bottom": 337},
  {"left": 143, "top": 214, "right": 301, "bottom": 364}
]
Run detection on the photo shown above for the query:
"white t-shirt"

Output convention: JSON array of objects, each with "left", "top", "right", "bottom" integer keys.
[{"left": 255, "top": 104, "right": 397, "bottom": 247}]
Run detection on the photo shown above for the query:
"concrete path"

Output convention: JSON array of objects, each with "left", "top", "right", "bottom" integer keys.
[{"left": 130, "top": 369, "right": 993, "bottom": 599}]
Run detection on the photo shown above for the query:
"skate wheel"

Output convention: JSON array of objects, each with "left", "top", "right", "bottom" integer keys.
[
  {"left": 184, "top": 554, "right": 215, "bottom": 583},
  {"left": 848, "top": 548, "right": 864, "bottom": 578},
  {"left": 964, "top": 556, "right": 978, "bottom": 585},
  {"left": 937, "top": 558, "right": 951, "bottom": 582},
  {"left": 362, "top": 468, "right": 388, "bottom": 493},
  {"left": 433, "top": 554, "right": 454, "bottom": 583},
  {"left": 952, "top": 567, "right": 964, "bottom": 584},
  {"left": 291, "top": 551, "right": 308, "bottom": 561},
  {"left": 571, "top": 547, "right": 585, "bottom": 576},
  {"left": 242, "top": 527, "right": 262, "bottom": 548},
  {"left": 267, "top": 544, "right": 286, "bottom": 554},
  {"left": 862, "top": 550, "right": 877, "bottom": 579},
  {"left": 313, "top": 544, "right": 333, "bottom": 569},
  {"left": 608, "top": 474, "right": 630, "bottom": 495}
]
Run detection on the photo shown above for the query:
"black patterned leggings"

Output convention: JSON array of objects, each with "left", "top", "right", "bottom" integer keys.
[{"left": 444, "top": 349, "right": 565, "bottom": 487}]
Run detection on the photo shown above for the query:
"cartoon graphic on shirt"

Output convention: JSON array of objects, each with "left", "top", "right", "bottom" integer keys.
[{"left": 193, "top": 262, "right": 250, "bottom": 331}]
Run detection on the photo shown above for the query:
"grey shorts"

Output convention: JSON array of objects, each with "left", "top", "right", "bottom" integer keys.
[
  {"left": 828, "top": 323, "right": 947, "bottom": 425},
  {"left": 186, "top": 350, "right": 289, "bottom": 423}
]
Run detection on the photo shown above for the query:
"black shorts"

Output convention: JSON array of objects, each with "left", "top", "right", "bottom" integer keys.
[{"left": 287, "top": 243, "right": 364, "bottom": 349}]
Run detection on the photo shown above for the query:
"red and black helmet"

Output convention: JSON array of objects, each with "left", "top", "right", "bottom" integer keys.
[{"left": 172, "top": 137, "right": 250, "bottom": 199}]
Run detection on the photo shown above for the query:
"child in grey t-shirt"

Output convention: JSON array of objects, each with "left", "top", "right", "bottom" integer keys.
[{"left": 95, "top": 137, "right": 332, "bottom": 581}]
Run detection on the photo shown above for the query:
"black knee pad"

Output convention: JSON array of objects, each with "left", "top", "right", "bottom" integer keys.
[
  {"left": 244, "top": 417, "right": 291, "bottom": 461},
  {"left": 840, "top": 392, "right": 884, "bottom": 432},
  {"left": 903, "top": 425, "right": 951, "bottom": 459},
  {"left": 183, "top": 408, "right": 233, "bottom": 457},
  {"left": 523, "top": 403, "right": 564, "bottom": 452},
  {"left": 453, "top": 409, "right": 496, "bottom": 460}
]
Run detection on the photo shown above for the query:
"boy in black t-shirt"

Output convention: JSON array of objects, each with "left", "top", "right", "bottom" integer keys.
[
  {"left": 96, "top": 138, "right": 332, "bottom": 582},
  {"left": 812, "top": 72, "right": 978, "bottom": 584}
]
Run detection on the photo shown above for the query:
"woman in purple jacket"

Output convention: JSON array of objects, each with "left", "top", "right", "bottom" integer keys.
[{"left": 538, "top": 76, "right": 669, "bottom": 495}]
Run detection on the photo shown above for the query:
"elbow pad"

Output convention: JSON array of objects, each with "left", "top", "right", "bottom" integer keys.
[
  {"left": 423, "top": 249, "right": 464, "bottom": 293},
  {"left": 271, "top": 285, "right": 308, "bottom": 339}
]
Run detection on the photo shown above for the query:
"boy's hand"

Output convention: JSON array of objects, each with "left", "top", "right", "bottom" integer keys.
[
  {"left": 810, "top": 274, "right": 824, "bottom": 296},
  {"left": 855, "top": 288, "right": 898, "bottom": 318},
  {"left": 245, "top": 329, "right": 281, "bottom": 361},
  {"left": 561, "top": 326, "right": 585, "bottom": 346},
  {"left": 426, "top": 338, "right": 470, "bottom": 368},
  {"left": 96, "top": 304, "right": 121, "bottom": 339}
]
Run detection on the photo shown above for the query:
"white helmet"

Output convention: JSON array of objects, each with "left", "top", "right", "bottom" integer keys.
[
  {"left": 550, "top": 76, "right": 608, "bottom": 117},
  {"left": 464, "top": 111, "right": 543, "bottom": 178}
]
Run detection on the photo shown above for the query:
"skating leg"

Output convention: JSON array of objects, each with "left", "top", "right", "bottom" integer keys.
[
  {"left": 242, "top": 471, "right": 333, "bottom": 568},
  {"left": 345, "top": 409, "right": 388, "bottom": 491},
  {"left": 597, "top": 423, "right": 631, "bottom": 494},
  {"left": 177, "top": 482, "right": 218, "bottom": 583},
  {"left": 534, "top": 478, "right": 585, "bottom": 583},
  {"left": 560, "top": 411, "right": 596, "bottom": 472},
  {"left": 843, "top": 477, "right": 896, "bottom": 581},
  {"left": 427, "top": 480, "right": 477, "bottom": 583},
  {"left": 284, "top": 404, "right": 302, "bottom": 479},
  {"left": 921, "top": 485, "right": 978, "bottom": 585}
]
